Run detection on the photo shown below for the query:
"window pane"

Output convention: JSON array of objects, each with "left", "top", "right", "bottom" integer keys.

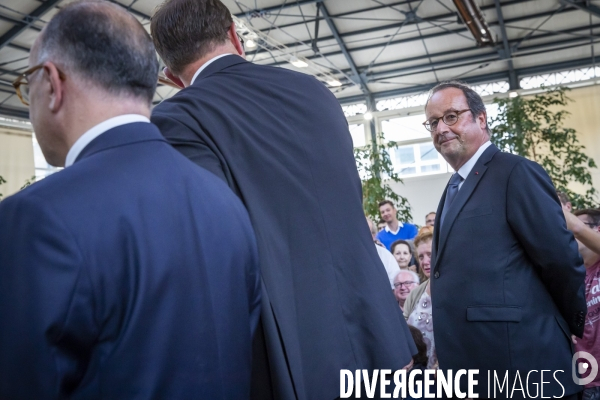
[
  {"left": 394, "top": 146, "right": 415, "bottom": 165},
  {"left": 349, "top": 124, "right": 365, "bottom": 147},
  {"left": 421, "top": 164, "right": 441, "bottom": 173},
  {"left": 382, "top": 114, "right": 429, "bottom": 142},
  {"left": 398, "top": 167, "right": 417, "bottom": 176},
  {"left": 419, "top": 143, "right": 438, "bottom": 161}
]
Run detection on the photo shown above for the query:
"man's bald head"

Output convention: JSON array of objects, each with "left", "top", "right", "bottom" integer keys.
[{"left": 33, "top": 0, "right": 158, "bottom": 104}]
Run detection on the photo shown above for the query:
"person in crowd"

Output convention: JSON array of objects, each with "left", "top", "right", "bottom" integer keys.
[
  {"left": 426, "top": 80, "right": 586, "bottom": 399},
  {"left": 367, "top": 217, "right": 400, "bottom": 289},
  {"left": 149, "top": 1, "right": 416, "bottom": 398},
  {"left": 571, "top": 209, "right": 600, "bottom": 400},
  {"left": 407, "top": 325, "right": 429, "bottom": 370},
  {"left": 393, "top": 270, "right": 420, "bottom": 311},
  {"left": 563, "top": 204, "right": 600, "bottom": 255},
  {"left": 391, "top": 239, "right": 417, "bottom": 272},
  {"left": 376, "top": 200, "right": 419, "bottom": 250},
  {"left": 404, "top": 229, "right": 436, "bottom": 369},
  {"left": 0, "top": 1, "right": 260, "bottom": 398},
  {"left": 425, "top": 211, "right": 436, "bottom": 227},
  {"left": 378, "top": 219, "right": 387, "bottom": 231}
]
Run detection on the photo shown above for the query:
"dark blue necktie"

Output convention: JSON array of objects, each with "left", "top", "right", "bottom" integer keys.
[{"left": 441, "top": 173, "right": 463, "bottom": 227}]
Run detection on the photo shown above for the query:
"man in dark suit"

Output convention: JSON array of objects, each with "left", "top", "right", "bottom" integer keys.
[
  {"left": 150, "top": 1, "right": 416, "bottom": 398},
  {"left": 425, "top": 81, "right": 587, "bottom": 399},
  {"left": 0, "top": 2, "right": 260, "bottom": 399}
]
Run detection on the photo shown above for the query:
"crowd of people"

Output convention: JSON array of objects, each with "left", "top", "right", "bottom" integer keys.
[{"left": 0, "top": 0, "right": 599, "bottom": 399}]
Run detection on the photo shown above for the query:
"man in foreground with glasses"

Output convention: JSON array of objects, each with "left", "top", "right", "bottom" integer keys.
[
  {"left": 424, "top": 81, "right": 587, "bottom": 399},
  {"left": 0, "top": 1, "right": 260, "bottom": 398}
]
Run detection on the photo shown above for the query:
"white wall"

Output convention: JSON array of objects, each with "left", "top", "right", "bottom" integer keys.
[
  {"left": 0, "top": 127, "right": 34, "bottom": 199},
  {"left": 388, "top": 172, "right": 452, "bottom": 225}
]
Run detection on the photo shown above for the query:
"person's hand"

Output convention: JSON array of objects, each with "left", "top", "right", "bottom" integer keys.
[
  {"left": 571, "top": 335, "right": 578, "bottom": 345},
  {"left": 562, "top": 205, "right": 585, "bottom": 234},
  {"left": 402, "top": 359, "right": 414, "bottom": 370}
]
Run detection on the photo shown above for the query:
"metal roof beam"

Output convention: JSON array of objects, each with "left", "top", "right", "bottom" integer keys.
[
  {"left": 317, "top": 2, "right": 370, "bottom": 95},
  {"left": 234, "top": 0, "right": 322, "bottom": 19},
  {"left": 494, "top": 0, "right": 517, "bottom": 90},
  {"left": 247, "top": 4, "right": 573, "bottom": 57},
  {"left": 0, "top": 105, "right": 29, "bottom": 120},
  {"left": 338, "top": 55, "right": 600, "bottom": 105},
  {"left": 0, "top": 0, "right": 63, "bottom": 51},
  {"left": 559, "top": 0, "right": 600, "bottom": 18}
]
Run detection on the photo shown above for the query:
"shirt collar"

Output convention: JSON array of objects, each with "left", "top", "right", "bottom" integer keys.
[
  {"left": 190, "top": 54, "right": 234, "bottom": 85},
  {"left": 456, "top": 140, "right": 492, "bottom": 180},
  {"left": 65, "top": 114, "right": 150, "bottom": 167},
  {"left": 384, "top": 222, "right": 404, "bottom": 235}
]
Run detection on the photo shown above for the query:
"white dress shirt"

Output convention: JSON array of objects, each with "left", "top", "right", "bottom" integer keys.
[
  {"left": 65, "top": 114, "right": 150, "bottom": 167},
  {"left": 190, "top": 54, "right": 235, "bottom": 85},
  {"left": 456, "top": 140, "right": 492, "bottom": 189},
  {"left": 375, "top": 244, "right": 401, "bottom": 289},
  {"left": 384, "top": 222, "right": 404, "bottom": 235}
]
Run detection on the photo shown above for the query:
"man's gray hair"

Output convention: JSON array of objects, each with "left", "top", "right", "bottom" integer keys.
[
  {"left": 36, "top": 0, "right": 158, "bottom": 104},
  {"left": 395, "top": 270, "right": 420, "bottom": 285},
  {"left": 425, "top": 80, "right": 490, "bottom": 135}
]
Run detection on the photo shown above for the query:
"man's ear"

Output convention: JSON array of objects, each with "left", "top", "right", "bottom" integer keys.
[
  {"left": 228, "top": 22, "right": 245, "bottom": 58},
  {"left": 164, "top": 67, "right": 185, "bottom": 89},
  {"left": 478, "top": 110, "right": 488, "bottom": 131},
  {"left": 43, "top": 61, "right": 63, "bottom": 113}
]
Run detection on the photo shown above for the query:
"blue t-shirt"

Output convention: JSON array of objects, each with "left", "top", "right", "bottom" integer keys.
[{"left": 377, "top": 223, "right": 419, "bottom": 250}]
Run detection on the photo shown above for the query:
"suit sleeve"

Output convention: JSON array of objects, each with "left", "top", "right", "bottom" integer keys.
[
  {"left": 0, "top": 194, "right": 97, "bottom": 397},
  {"left": 151, "top": 111, "right": 228, "bottom": 183},
  {"left": 506, "top": 159, "right": 587, "bottom": 337}
]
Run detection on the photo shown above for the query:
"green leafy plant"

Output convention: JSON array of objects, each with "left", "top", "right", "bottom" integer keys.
[
  {"left": 354, "top": 133, "right": 412, "bottom": 223},
  {"left": 0, "top": 175, "right": 6, "bottom": 201},
  {"left": 491, "top": 86, "right": 598, "bottom": 209},
  {"left": 20, "top": 175, "right": 37, "bottom": 190}
]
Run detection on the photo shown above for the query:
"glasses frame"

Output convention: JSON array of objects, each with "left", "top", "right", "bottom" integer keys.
[
  {"left": 393, "top": 281, "right": 417, "bottom": 288},
  {"left": 12, "top": 63, "right": 66, "bottom": 106},
  {"left": 423, "top": 109, "right": 472, "bottom": 132}
]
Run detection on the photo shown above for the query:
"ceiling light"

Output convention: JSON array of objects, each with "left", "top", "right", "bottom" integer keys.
[
  {"left": 290, "top": 56, "right": 308, "bottom": 68},
  {"left": 364, "top": 112, "right": 373, "bottom": 121},
  {"left": 453, "top": 0, "right": 494, "bottom": 46},
  {"left": 326, "top": 79, "right": 342, "bottom": 87},
  {"left": 508, "top": 91, "right": 518, "bottom": 98},
  {"left": 245, "top": 39, "right": 257, "bottom": 49}
]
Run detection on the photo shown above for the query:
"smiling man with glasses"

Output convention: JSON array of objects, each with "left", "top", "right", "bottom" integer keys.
[{"left": 425, "top": 80, "right": 587, "bottom": 400}]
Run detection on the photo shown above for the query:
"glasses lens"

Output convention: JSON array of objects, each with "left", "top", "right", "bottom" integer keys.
[
  {"left": 429, "top": 120, "right": 439, "bottom": 131},
  {"left": 444, "top": 113, "right": 458, "bottom": 125},
  {"left": 21, "top": 82, "right": 30, "bottom": 105}
]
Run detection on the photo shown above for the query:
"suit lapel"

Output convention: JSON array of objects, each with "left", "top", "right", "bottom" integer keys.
[{"left": 433, "top": 144, "right": 499, "bottom": 273}]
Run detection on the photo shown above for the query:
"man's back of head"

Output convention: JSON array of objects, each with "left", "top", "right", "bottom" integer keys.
[{"left": 28, "top": 0, "right": 158, "bottom": 165}]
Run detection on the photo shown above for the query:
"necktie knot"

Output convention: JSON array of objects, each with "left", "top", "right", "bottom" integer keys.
[{"left": 449, "top": 172, "right": 463, "bottom": 187}]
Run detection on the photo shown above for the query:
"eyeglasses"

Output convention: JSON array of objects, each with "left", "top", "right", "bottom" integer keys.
[
  {"left": 423, "top": 109, "right": 471, "bottom": 132},
  {"left": 393, "top": 281, "right": 416, "bottom": 288},
  {"left": 12, "top": 63, "right": 66, "bottom": 106},
  {"left": 583, "top": 222, "right": 599, "bottom": 229},
  {"left": 237, "top": 33, "right": 244, "bottom": 46}
]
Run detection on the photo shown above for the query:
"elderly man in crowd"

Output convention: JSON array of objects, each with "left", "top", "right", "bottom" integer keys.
[
  {"left": 393, "top": 270, "right": 419, "bottom": 311},
  {"left": 0, "top": 1, "right": 260, "bottom": 398},
  {"left": 571, "top": 209, "right": 600, "bottom": 400},
  {"left": 426, "top": 80, "right": 586, "bottom": 399}
]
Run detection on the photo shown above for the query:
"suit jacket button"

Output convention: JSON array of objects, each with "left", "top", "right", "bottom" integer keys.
[{"left": 434, "top": 271, "right": 440, "bottom": 279}]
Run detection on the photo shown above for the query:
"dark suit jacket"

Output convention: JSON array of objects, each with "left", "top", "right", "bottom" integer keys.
[
  {"left": 0, "top": 122, "right": 260, "bottom": 399},
  {"left": 152, "top": 55, "right": 416, "bottom": 400},
  {"left": 431, "top": 144, "right": 587, "bottom": 398}
]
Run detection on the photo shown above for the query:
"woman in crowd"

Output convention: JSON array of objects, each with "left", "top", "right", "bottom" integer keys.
[
  {"left": 390, "top": 240, "right": 417, "bottom": 272},
  {"left": 404, "top": 228, "right": 437, "bottom": 369}
]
